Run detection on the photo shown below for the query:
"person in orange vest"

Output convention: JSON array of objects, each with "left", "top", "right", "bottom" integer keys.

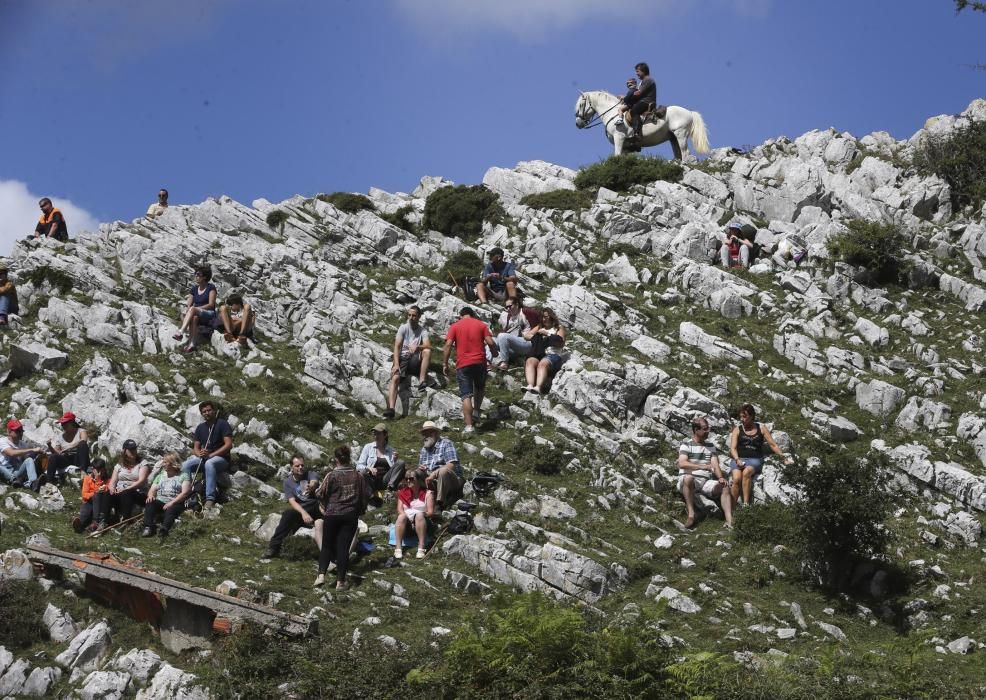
[{"left": 34, "top": 198, "right": 69, "bottom": 241}]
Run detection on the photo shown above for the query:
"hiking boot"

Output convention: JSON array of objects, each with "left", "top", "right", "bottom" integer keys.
[
  {"left": 416, "top": 381, "right": 428, "bottom": 394},
  {"left": 335, "top": 580, "right": 351, "bottom": 591},
  {"left": 204, "top": 500, "right": 216, "bottom": 510},
  {"left": 416, "top": 549, "right": 426, "bottom": 559},
  {"left": 382, "top": 408, "right": 395, "bottom": 419},
  {"left": 327, "top": 562, "right": 337, "bottom": 573},
  {"left": 462, "top": 425, "right": 475, "bottom": 434},
  {"left": 28, "top": 479, "right": 41, "bottom": 492},
  {"left": 313, "top": 573, "right": 326, "bottom": 587},
  {"left": 262, "top": 546, "right": 280, "bottom": 559},
  {"left": 72, "top": 516, "right": 83, "bottom": 533},
  {"left": 394, "top": 547, "right": 403, "bottom": 560},
  {"left": 96, "top": 520, "right": 108, "bottom": 532},
  {"left": 141, "top": 527, "right": 154, "bottom": 537}
]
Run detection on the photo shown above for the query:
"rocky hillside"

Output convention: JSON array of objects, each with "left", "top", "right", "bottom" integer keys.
[{"left": 1, "top": 99, "right": 986, "bottom": 698}]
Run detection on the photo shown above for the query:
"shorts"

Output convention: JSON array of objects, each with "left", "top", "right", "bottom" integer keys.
[
  {"left": 487, "top": 286, "right": 507, "bottom": 301},
  {"left": 198, "top": 309, "right": 217, "bottom": 321},
  {"left": 728, "top": 457, "right": 764, "bottom": 475},
  {"left": 677, "top": 472, "right": 721, "bottom": 498},
  {"left": 399, "top": 352, "right": 422, "bottom": 378},
  {"left": 543, "top": 353, "right": 564, "bottom": 373},
  {"left": 456, "top": 363, "right": 487, "bottom": 399}
]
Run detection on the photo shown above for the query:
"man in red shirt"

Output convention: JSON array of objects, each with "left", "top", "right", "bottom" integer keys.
[{"left": 442, "top": 307, "right": 496, "bottom": 434}]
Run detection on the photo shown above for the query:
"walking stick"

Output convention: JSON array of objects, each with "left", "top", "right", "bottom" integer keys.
[
  {"left": 448, "top": 272, "right": 463, "bottom": 295},
  {"left": 86, "top": 513, "right": 142, "bottom": 539},
  {"left": 423, "top": 524, "right": 450, "bottom": 558}
]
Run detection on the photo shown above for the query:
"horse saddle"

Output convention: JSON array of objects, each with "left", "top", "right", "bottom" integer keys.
[{"left": 643, "top": 104, "right": 668, "bottom": 123}]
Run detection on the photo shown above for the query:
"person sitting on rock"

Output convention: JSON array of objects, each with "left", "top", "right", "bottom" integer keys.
[
  {"left": 46, "top": 411, "right": 90, "bottom": 486},
  {"left": 180, "top": 400, "right": 233, "bottom": 510},
  {"left": 262, "top": 455, "right": 321, "bottom": 559},
  {"left": 146, "top": 188, "right": 169, "bottom": 218},
  {"left": 418, "top": 420, "right": 465, "bottom": 509},
  {"left": 313, "top": 445, "right": 371, "bottom": 590},
  {"left": 384, "top": 305, "right": 433, "bottom": 419},
  {"left": 108, "top": 439, "right": 150, "bottom": 520},
  {"left": 34, "top": 198, "right": 68, "bottom": 241},
  {"left": 727, "top": 403, "right": 793, "bottom": 506},
  {"left": 492, "top": 296, "right": 531, "bottom": 370},
  {"left": 677, "top": 416, "right": 733, "bottom": 530},
  {"left": 0, "top": 419, "right": 42, "bottom": 491},
  {"left": 523, "top": 307, "right": 568, "bottom": 394},
  {"left": 219, "top": 294, "right": 255, "bottom": 347},
  {"left": 142, "top": 452, "right": 192, "bottom": 537},
  {"left": 356, "top": 423, "right": 403, "bottom": 501},
  {"left": 476, "top": 248, "right": 518, "bottom": 304},
  {"left": 173, "top": 265, "right": 218, "bottom": 353},
  {"left": 394, "top": 469, "right": 435, "bottom": 560},
  {"left": 719, "top": 222, "right": 756, "bottom": 269},
  {"left": 73, "top": 458, "right": 111, "bottom": 533},
  {"left": 0, "top": 266, "right": 19, "bottom": 326}
]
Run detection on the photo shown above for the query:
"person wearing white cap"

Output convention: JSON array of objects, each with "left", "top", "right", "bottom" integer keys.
[
  {"left": 417, "top": 420, "right": 465, "bottom": 509},
  {"left": 0, "top": 418, "right": 42, "bottom": 490}
]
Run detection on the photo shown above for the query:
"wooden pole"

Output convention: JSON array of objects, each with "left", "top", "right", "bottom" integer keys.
[{"left": 86, "top": 513, "right": 142, "bottom": 539}]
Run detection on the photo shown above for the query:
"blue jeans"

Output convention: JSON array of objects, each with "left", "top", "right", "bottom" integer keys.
[
  {"left": 495, "top": 333, "right": 531, "bottom": 364},
  {"left": 0, "top": 456, "right": 38, "bottom": 484},
  {"left": 0, "top": 296, "right": 9, "bottom": 315},
  {"left": 181, "top": 455, "right": 229, "bottom": 501}
]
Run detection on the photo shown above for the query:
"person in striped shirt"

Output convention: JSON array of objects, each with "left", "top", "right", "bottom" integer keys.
[{"left": 677, "top": 416, "right": 733, "bottom": 530}]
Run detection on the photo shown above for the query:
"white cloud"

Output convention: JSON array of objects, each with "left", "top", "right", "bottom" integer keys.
[
  {"left": 392, "top": 0, "right": 770, "bottom": 40},
  {"left": 0, "top": 180, "right": 100, "bottom": 258}
]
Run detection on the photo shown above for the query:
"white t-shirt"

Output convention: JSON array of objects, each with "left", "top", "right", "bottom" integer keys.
[{"left": 396, "top": 322, "right": 428, "bottom": 356}]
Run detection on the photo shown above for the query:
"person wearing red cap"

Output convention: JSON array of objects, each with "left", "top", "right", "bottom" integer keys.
[
  {"left": 0, "top": 419, "right": 43, "bottom": 491},
  {"left": 46, "top": 411, "right": 90, "bottom": 486}
]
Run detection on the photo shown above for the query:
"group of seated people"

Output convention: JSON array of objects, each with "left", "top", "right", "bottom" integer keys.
[
  {"left": 263, "top": 419, "right": 464, "bottom": 590},
  {"left": 677, "top": 404, "right": 792, "bottom": 529},
  {"left": 172, "top": 265, "right": 255, "bottom": 353}
]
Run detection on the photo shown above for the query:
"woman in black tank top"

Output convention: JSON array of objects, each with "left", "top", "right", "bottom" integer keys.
[{"left": 728, "top": 404, "right": 793, "bottom": 506}]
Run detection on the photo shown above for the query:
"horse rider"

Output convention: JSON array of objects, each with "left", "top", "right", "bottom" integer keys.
[{"left": 620, "top": 62, "right": 657, "bottom": 139}]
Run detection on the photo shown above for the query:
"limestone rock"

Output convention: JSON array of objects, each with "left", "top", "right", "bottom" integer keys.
[
  {"left": 44, "top": 603, "right": 80, "bottom": 642},
  {"left": 0, "top": 549, "right": 34, "bottom": 581},
  {"left": 21, "top": 666, "right": 61, "bottom": 697},
  {"left": 135, "top": 663, "right": 210, "bottom": 700},
  {"left": 55, "top": 620, "right": 112, "bottom": 673},
  {"left": 855, "top": 379, "right": 905, "bottom": 417},
  {"left": 110, "top": 648, "right": 162, "bottom": 684},
  {"left": 0, "top": 658, "right": 30, "bottom": 696},
  {"left": 80, "top": 670, "right": 130, "bottom": 700}
]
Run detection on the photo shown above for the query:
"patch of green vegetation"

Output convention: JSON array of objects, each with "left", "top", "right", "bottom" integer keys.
[
  {"left": 24, "top": 266, "right": 74, "bottom": 294},
  {"left": 316, "top": 192, "right": 375, "bottom": 214},
  {"left": 380, "top": 204, "right": 416, "bottom": 234},
  {"left": 423, "top": 185, "right": 504, "bottom": 240},
  {"left": 510, "top": 432, "right": 568, "bottom": 475},
  {"left": 0, "top": 579, "right": 48, "bottom": 649},
  {"left": 827, "top": 218, "right": 909, "bottom": 286},
  {"left": 409, "top": 593, "right": 670, "bottom": 699},
  {"left": 914, "top": 117, "right": 986, "bottom": 212},
  {"left": 440, "top": 249, "right": 484, "bottom": 285},
  {"left": 574, "top": 154, "right": 683, "bottom": 193},
  {"left": 265, "top": 209, "right": 289, "bottom": 231},
  {"left": 520, "top": 188, "right": 594, "bottom": 211},
  {"left": 604, "top": 242, "right": 646, "bottom": 260}
]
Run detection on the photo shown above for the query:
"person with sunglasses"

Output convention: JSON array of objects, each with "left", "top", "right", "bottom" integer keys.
[
  {"left": 491, "top": 296, "right": 531, "bottom": 370},
  {"left": 677, "top": 417, "right": 733, "bottom": 530},
  {"left": 394, "top": 469, "right": 435, "bottom": 560}
]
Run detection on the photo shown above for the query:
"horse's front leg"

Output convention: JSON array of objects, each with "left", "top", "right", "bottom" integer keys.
[{"left": 614, "top": 131, "right": 625, "bottom": 156}]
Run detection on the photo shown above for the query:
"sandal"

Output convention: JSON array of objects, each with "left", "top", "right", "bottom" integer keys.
[{"left": 172, "top": 331, "right": 184, "bottom": 341}]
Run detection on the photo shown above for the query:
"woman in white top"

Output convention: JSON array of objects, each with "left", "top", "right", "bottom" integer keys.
[{"left": 109, "top": 439, "right": 150, "bottom": 519}]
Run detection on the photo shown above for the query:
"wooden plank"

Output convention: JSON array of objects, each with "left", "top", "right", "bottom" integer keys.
[{"left": 26, "top": 544, "right": 316, "bottom": 638}]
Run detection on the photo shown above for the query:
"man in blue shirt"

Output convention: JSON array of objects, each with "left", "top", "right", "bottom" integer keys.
[
  {"left": 418, "top": 420, "right": 464, "bottom": 509},
  {"left": 476, "top": 247, "right": 518, "bottom": 304},
  {"left": 262, "top": 455, "right": 321, "bottom": 559},
  {"left": 180, "top": 400, "right": 233, "bottom": 509}
]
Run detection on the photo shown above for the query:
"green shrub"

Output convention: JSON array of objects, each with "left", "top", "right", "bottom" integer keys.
[
  {"left": 0, "top": 579, "right": 48, "bottom": 650},
  {"left": 520, "top": 188, "right": 594, "bottom": 210},
  {"left": 380, "top": 204, "right": 416, "bottom": 233},
  {"left": 732, "top": 499, "right": 798, "bottom": 545},
  {"left": 24, "top": 266, "right": 73, "bottom": 294},
  {"left": 510, "top": 433, "right": 567, "bottom": 476},
  {"left": 409, "top": 593, "right": 669, "bottom": 699},
  {"left": 826, "top": 218, "right": 907, "bottom": 285},
  {"left": 574, "top": 154, "right": 683, "bottom": 192},
  {"left": 422, "top": 185, "right": 503, "bottom": 239},
  {"left": 914, "top": 117, "right": 986, "bottom": 212},
  {"left": 265, "top": 209, "right": 289, "bottom": 230},
  {"left": 267, "top": 398, "right": 335, "bottom": 442},
  {"left": 317, "top": 192, "right": 375, "bottom": 214},
  {"left": 781, "top": 447, "right": 893, "bottom": 592},
  {"left": 440, "top": 250, "right": 484, "bottom": 286}
]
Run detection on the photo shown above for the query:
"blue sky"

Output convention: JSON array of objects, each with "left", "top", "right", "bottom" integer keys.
[{"left": 0, "top": 0, "right": 983, "bottom": 253}]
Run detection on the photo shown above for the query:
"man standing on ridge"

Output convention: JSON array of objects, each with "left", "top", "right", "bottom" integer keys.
[
  {"left": 622, "top": 62, "right": 657, "bottom": 139},
  {"left": 147, "top": 188, "right": 169, "bottom": 217},
  {"left": 442, "top": 307, "right": 496, "bottom": 434},
  {"left": 34, "top": 198, "right": 68, "bottom": 241}
]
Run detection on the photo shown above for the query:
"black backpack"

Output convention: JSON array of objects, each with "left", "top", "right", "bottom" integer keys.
[{"left": 447, "top": 513, "right": 474, "bottom": 535}]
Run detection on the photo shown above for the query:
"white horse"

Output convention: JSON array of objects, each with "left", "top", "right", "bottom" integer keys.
[{"left": 574, "top": 90, "right": 710, "bottom": 160}]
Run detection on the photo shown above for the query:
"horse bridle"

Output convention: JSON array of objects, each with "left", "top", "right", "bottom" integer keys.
[{"left": 576, "top": 94, "right": 622, "bottom": 130}]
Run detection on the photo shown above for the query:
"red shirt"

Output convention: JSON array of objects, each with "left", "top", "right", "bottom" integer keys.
[{"left": 446, "top": 316, "right": 492, "bottom": 368}]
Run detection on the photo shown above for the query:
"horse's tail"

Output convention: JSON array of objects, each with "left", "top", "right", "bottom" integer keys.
[{"left": 689, "top": 111, "right": 710, "bottom": 155}]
